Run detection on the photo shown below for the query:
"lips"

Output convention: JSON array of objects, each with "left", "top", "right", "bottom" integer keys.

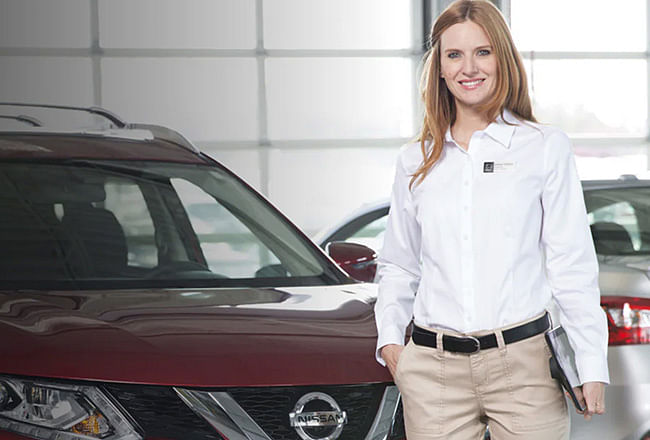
[{"left": 459, "top": 79, "right": 485, "bottom": 90}]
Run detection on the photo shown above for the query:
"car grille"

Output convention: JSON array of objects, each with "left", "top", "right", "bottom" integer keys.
[
  {"left": 103, "top": 383, "right": 387, "bottom": 440},
  {"left": 228, "top": 384, "right": 385, "bottom": 440},
  {"left": 103, "top": 383, "right": 224, "bottom": 440}
]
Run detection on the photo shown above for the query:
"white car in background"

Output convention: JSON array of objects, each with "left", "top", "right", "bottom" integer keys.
[{"left": 316, "top": 178, "right": 650, "bottom": 440}]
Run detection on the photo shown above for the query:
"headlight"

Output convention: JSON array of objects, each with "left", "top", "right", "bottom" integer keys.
[{"left": 0, "top": 376, "right": 141, "bottom": 440}]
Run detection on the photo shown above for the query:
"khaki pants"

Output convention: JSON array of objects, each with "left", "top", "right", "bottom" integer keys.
[{"left": 394, "top": 315, "right": 569, "bottom": 440}]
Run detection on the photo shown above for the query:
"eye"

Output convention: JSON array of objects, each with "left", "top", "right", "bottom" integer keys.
[
  {"left": 477, "top": 49, "right": 491, "bottom": 56},
  {"left": 447, "top": 51, "right": 461, "bottom": 59}
]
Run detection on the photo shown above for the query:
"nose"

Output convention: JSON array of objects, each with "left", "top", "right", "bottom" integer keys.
[{"left": 462, "top": 55, "right": 479, "bottom": 76}]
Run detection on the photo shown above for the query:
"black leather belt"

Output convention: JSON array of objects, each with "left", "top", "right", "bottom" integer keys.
[{"left": 412, "top": 312, "right": 550, "bottom": 354}]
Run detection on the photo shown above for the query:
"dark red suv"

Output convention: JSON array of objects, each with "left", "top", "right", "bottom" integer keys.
[{"left": 0, "top": 104, "right": 399, "bottom": 440}]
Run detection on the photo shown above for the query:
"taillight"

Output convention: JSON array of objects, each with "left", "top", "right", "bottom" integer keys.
[{"left": 601, "top": 296, "right": 650, "bottom": 345}]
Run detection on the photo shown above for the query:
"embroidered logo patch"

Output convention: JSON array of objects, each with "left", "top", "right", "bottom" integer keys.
[{"left": 483, "top": 162, "right": 494, "bottom": 173}]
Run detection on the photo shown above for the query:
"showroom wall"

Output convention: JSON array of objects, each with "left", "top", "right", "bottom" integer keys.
[{"left": 1, "top": 0, "right": 649, "bottom": 237}]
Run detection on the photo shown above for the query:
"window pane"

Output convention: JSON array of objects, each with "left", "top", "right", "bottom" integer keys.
[
  {"left": 197, "top": 147, "right": 262, "bottom": 192},
  {"left": 102, "top": 58, "right": 258, "bottom": 142},
  {"left": 530, "top": 60, "right": 647, "bottom": 136},
  {"left": 575, "top": 154, "right": 650, "bottom": 180},
  {"left": 0, "top": 57, "right": 93, "bottom": 107},
  {"left": 264, "top": 0, "right": 412, "bottom": 49},
  {"left": 269, "top": 146, "right": 398, "bottom": 235},
  {"left": 99, "top": 0, "right": 256, "bottom": 49},
  {"left": 0, "top": 0, "right": 90, "bottom": 48},
  {"left": 266, "top": 58, "right": 414, "bottom": 140},
  {"left": 511, "top": 0, "right": 646, "bottom": 51}
]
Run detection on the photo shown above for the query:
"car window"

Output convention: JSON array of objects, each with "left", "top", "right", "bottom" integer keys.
[
  {"left": 171, "top": 178, "right": 281, "bottom": 278},
  {"left": 0, "top": 160, "right": 343, "bottom": 289},
  {"left": 587, "top": 200, "right": 640, "bottom": 251},
  {"left": 104, "top": 179, "right": 158, "bottom": 268},
  {"left": 585, "top": 187, "right": 650, "bottom": 255},
  {"left": 346, "top": 215, "right": 387, "bottom": 252}
]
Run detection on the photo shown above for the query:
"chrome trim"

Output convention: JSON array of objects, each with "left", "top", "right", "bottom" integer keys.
[
  {"left": 177, "top": 385, "right": 402, "bottom": 440},
  {"left": 0, "top": 102, "right": 127, "bottom": 128},
  {"left": 289, "top": 391, "right": 347, "bottom": 440},
  {"left": 130, "top": 123, "right": 201, "bottom": 153},
  {"left": 174, "top": 388, "right": 272, "bottom": 440},
  {"left": 364, "top": 385, "right": 401, "bottom": 440},
  {"left": 0, "top": 114, "right": 42, "bottom": 127}
]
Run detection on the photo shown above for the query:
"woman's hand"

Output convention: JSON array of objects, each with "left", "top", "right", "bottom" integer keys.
[
  {"left": 380, "top": 344, "right": 405, "bottom": 379},
  {"left": 572, "top": 382, "right": 606, "bottom": 420}
]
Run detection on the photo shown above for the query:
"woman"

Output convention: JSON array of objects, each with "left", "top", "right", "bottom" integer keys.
[{"left": 374, "top": 1, "right": 609, "bottom": 439}]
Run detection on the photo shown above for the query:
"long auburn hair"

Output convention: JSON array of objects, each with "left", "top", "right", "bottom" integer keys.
[{"left": 410, "top": 0, "right": 535, "bottom": 190}]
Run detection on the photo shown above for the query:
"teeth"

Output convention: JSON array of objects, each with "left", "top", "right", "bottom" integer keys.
[{"left": 461, "top": 80, "right": 482, "bottom": 86}]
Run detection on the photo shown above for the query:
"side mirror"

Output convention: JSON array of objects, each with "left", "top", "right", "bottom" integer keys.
[{"left": 326, "top": 241, "right": 377, "bottom": 283}]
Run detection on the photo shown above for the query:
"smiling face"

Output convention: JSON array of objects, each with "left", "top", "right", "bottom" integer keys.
[{"left": 440, "top": 20, "right": 497, "bottom": 114}]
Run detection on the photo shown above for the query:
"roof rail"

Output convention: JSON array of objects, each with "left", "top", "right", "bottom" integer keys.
[
  {"left": 0, "top": 114, "right": 42, "bottom": 127},
  {"left": 0, "top": 102, "right": 127, "bottom": 128},
  {"left": 0, "top": 103, "right": 202, "bottom": 156},
  {"left": 131, "top": 123, "right": 200, "bottom": 154}
]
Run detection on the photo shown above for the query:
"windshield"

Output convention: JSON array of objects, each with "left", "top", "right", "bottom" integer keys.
[
  {"left": 0, "top": 160, "right": 346, "bottom": 289},
  {"left": 584, "top": 187, "right": 650, "bottom": 256}
]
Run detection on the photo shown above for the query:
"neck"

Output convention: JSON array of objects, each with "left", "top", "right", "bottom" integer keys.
[
  {"left": 450, "top": 104, "right": 491, "bottom": 150},
  {"left": 453, "top": 103, "right": 490, "bottom": 132}
]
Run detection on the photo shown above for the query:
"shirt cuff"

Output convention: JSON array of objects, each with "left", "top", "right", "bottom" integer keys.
[
  {"left": 375, "top": 325, "right": 406, "bottom": 366},
  {"left": 576, "top": 353, "right": 610, "bottom": 385}
]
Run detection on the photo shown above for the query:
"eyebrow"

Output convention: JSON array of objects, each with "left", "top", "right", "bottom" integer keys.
[{"left": 444, "top": 45, "right": 492, "bottom": 53}]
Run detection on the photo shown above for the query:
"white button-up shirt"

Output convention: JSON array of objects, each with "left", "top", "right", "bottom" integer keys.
[{"left": 375, "top": 110, "right": 610, "bottom": 384}]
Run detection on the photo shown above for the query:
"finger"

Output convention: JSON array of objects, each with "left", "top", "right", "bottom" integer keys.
[
  {"left": 573, "top": 386, "right": 584, "bottom": 402},
  {"left": 571, "top": 387, "right": 586, "bottom": 414},
  {"left": 582, "top": 399, "right": 594, "bottom": 419},
  {"left": 566, "top": 392, "right": 584, "bottom": 414},
  {"left": 584, "top": 396, "right": 597, "bottom": 420}
]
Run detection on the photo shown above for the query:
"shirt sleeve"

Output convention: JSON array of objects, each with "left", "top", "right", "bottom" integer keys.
[
  {"left": 374, "top": 147, "right": 422, "bottom": 366},
  {"left": 541, "top": 130, "right": 610, "bottom": 384}
]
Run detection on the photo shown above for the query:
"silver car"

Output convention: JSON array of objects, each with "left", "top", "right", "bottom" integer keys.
[{"left": 316, "top": 177, "right": 650, "bottom": 440}]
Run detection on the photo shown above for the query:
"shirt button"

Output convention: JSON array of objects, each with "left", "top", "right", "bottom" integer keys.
[
  {"left": 464, "top": 206, "right": 469, "bottom": 212},
  {"left": 463, "top": 235, "right": 468, "bottom": 240},
  {"left": 464, "top": 180, "right": 469, "bottom": 186}
]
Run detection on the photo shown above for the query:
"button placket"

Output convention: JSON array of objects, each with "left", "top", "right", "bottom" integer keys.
[{"left": 460, "top": 152, "right": 475, "bottom": 326}]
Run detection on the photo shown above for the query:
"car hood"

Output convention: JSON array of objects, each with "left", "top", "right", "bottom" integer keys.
[{"left": 0, "top": 283, "right": 391, "bottom": 387}]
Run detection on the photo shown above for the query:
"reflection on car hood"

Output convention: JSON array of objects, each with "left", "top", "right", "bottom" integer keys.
[
  {"left": 0, "top": 283, "right": 391, "bottom": 387},
  {"left": 598, "top": 255, "right": 650, "bottom": 297}
]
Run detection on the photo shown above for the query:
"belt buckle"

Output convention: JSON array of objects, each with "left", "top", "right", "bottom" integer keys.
[{"left": 465, "top": 335, "right": 480, "bottom": 353}]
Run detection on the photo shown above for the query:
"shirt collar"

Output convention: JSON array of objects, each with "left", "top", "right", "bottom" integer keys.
[
  {"left": 483, "top": 109, "right": 518, "bottom": 149},
  {"left": 444, "top": 108, "right": 519, "bottom": 149}
]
